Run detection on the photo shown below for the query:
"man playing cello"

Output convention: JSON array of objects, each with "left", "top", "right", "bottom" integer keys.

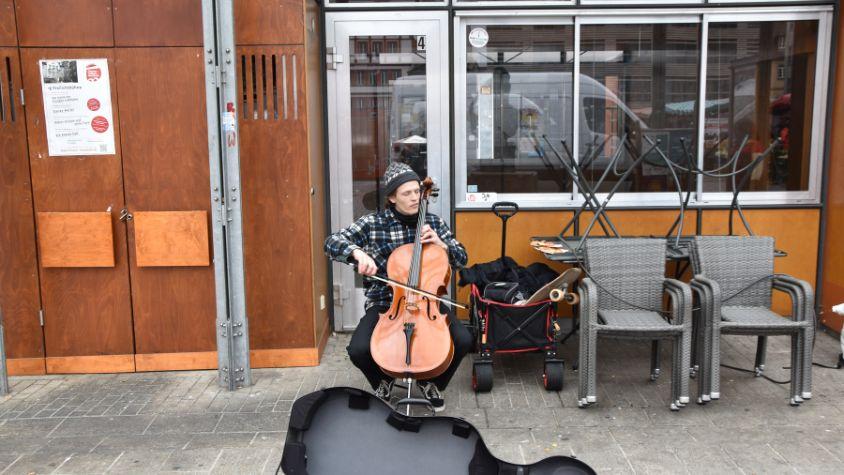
[{"left": 324, "top": 162, "right": 473, "bottom": 411}]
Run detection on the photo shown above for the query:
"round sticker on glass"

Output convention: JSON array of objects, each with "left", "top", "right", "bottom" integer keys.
[{"left": 468, "top": 28, "right": 489, "bottom": 49}]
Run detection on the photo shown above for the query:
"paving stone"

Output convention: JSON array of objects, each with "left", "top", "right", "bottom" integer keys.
[
  {"left": 0, "top": 418, "right": 61, "bottom": 437},
  {"left": 162, "top": 448, "right": 221, "bottom": 472},
  {"left": 674, "top": 444, "right": 742, "bottom": 474},
  {"left": 53, "top": 452, "right": 121, "bottom": 474},
  {"left": 215, "top": 412, "right": 288, "bottom": 433},
  {"left": 260, "top": 448, "right": 284, "bottom": 475},
  {"left": 210, "top": 447, "right": 273, "bottom": 474},
  {"left": 616, "top": 443, "right": 687, "bottom": 474},
  {"left": 95, "top": 433, "right": 193, "bottom": 452},
  {"left": 33, "top": 435, "right": 105, "bottom": 456},
  {"left": 0, "top": 453, "right": 22, "bottom": 473},
  {"left": 486, "top": 408, "right": 558, "bottom": 429},
  {"left": 187, "top": 432, "right": 256, "bottom": 449},
  {"left": 251, "top": 431, "right": 287, "bottom": 448},
  {"left": 720, "top": 442, "right": 794, "bottom": 474},
  {"left": 145, "top": 413, "right": 222, "bottom": 434},
  {"left": 105, "top": 449, "right": 174, "bottom": 474},
  {"left": 3, "top": 452, "right": 72, "bottom": 475},
  {"left": 0, "top": 435, "right": 49, "bottom": 454},
  {"left": 50, "top": 415, "right": 156, "bottom": 438}
]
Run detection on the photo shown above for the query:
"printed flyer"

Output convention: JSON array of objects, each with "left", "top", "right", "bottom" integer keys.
[{"left": 39, "top": 59, "right": 115, "bottom": 156}]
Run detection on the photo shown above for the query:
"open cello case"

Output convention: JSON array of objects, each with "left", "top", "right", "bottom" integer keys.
[{"left": 279, "top": 387, "right": 595, "bottom": 474}]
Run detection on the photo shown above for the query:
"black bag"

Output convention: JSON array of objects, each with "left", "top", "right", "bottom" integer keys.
[
  {"left": 459, "top": 257, "right": 557, "bottom": 297},
  {"left": 482, "top": 281, "right": 525, "bottom": 304}
]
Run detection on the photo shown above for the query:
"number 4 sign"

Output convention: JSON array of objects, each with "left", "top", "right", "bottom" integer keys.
[{"left": 416, "top": 36, "right": 426, "bottom": 52}]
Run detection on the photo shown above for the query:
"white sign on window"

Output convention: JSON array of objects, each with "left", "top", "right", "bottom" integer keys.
[{"left": 39, "top": 58, "right": 116, "bottom": 156}]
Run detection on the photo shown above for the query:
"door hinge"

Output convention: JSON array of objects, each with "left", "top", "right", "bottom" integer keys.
[
  {"left": 19, "top": 88, "right": 25, "bottom": 107},
  {"left": 326, "top": 46, "right": 343, "bottom": 71},
  {"left": 38, "top": 309, "right": 44, "bottom": 326}
]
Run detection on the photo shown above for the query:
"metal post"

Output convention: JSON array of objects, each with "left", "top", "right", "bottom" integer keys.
[
  {"left": 201, "top": 0, "right": 252, "bottom": 390},
  {"left": 1, "top": 307, "right": 9, "bottom": 395}
]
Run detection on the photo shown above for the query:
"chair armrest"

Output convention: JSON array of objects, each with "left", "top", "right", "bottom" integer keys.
[
  {"left": 772, "top": 274, "right": 815, "bottom": 322},
  {"left": 690, "top": 274, "right": 720, "bottom": 296},
  {"left": 664, "top": 278, "right": 692, "bottom": 326},
  {"left": 691, "top": 274, "right": 721, "bottom": 325},
  {"left": 773, "top": 274, "right": 814, "bottom": 302},
  {"left": 578, "top": 278, "right": 600, "bottom": 325}
]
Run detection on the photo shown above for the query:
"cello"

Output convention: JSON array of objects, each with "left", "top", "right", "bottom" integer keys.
[{"left": 369, "top": 178, "right": 454, "bottom": 381}]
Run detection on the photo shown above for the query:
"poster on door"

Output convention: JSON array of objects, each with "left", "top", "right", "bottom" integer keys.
[{"left": 39, "top": 58, "right": 115, "bottom": 156}]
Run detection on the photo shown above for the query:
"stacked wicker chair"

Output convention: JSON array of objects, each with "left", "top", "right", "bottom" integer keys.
[
  {"left": 690, "top": 236, "right": 814, "bottom": 406},
  {"left": 578, "top": 238, "right": 692, "bottom": 411}
]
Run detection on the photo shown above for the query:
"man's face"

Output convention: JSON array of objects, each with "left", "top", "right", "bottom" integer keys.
[{"left": 389, "top": 180, "right": 421, "bottom": 215}]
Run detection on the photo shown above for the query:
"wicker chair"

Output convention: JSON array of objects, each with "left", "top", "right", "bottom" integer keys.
[
  {"left": 578, "top": 238, "right": 692, "bottom": 411},
  {"left": 690, "top": 236, "right": 814, "bottom": 406}
]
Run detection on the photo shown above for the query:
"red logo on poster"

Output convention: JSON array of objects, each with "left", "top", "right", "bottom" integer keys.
[
  {"left": 87, "top": 98, "right": 100, "bottom": 111},
  {"left": 86, "top": 64, "right": 101, "bottom": 81},
  {"left": 91, "top": 116, "right": 109, "bottom": 133}
]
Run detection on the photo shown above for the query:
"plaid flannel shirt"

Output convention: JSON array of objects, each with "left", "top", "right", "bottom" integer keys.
[{"left": 324, "top": 208, "right": 467, "bottom": 310}]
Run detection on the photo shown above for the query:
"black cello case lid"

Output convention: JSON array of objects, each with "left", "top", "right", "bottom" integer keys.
[{"left": 279, "top": 387, "right": 595, "bottom": 475}]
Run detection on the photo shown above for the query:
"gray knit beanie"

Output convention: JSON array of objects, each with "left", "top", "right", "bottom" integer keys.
[{"left": 382, "top": 162, "right": 421, "bottom": 197}]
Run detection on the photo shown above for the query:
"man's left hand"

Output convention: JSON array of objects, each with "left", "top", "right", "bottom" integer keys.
[{"left": 420, "top": 224, "right": 447, "bottom": 250}]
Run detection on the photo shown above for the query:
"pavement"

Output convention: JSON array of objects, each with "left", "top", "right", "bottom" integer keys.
[{"left": 1, "top": 325, "right": 844, "bottom": 474}]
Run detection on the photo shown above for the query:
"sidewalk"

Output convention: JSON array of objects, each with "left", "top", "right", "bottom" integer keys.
[{"left": 1, "top": 329, "right": 843, "bottom": 474}]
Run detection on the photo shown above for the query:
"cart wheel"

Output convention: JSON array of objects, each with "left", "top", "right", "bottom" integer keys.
[
  {"left": 543, "top": 361, "right": 564, "bottom": 391},
  {"left": 472, "top": 362, "right": 493, "bottom": 393}
]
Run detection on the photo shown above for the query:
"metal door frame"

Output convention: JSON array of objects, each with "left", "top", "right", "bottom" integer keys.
[{"left": 326, "top": 11, "right": 451, "bottom": 332}]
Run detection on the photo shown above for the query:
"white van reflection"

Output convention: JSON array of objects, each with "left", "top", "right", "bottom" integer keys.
[{"left": 383, "top": 72, "right": 694, "bottom": 195}]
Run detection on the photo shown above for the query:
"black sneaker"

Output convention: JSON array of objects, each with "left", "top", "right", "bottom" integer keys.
[
  {"left": 374, "top": 380, "right": 393, "bottom": 402},
  {"left": 417, "top": 382, "right": 445, "bottom": 412}
]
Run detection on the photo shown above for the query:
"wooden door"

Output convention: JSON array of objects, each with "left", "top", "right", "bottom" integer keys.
[
  {"left": 20, "top": 48, "right": 135, "bottom": 373},
  {"left": 115, "top": 47, "right": 217, "bottom": 371},
  {"left": 237, "top": 46, "right": 316, "bottom": 366},
  {"left": 0, "top": 47, "right": 45, "bottom": 374}
]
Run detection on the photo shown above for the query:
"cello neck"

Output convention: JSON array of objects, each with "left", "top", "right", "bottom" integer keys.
[{"left": 407, "top": 197, "right": 428, "bottom": 290}]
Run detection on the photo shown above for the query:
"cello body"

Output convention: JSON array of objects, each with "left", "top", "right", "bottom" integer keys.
[{"left": 371, "top": 243, "right": 454, "bottom": 380}]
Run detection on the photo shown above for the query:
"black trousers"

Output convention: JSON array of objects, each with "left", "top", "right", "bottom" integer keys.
[{"left": 347, "top": 305, "right": 474, "bottom": 391}]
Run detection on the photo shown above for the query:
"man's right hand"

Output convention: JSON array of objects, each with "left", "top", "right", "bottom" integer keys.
[{"left": 351, "top": 249, "right": 378, "bottom": 276}]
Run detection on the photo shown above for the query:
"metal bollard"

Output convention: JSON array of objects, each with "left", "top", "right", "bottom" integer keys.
[{"left": 0, "top": 307, "right": 8, "bottom": 395}]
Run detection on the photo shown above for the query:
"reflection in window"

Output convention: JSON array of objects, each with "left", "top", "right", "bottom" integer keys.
[
  {"left": 704, "top": 21, "right": 817, "bottom": 192},
  {"left": 465, "top": 24, "right": 574, "bottom": 194},
  {"left": 579, "top": 23, "right": 700, "bottom": 193},
  {"left": 350, "top": 36, "right": 427, "bottom": 217}
]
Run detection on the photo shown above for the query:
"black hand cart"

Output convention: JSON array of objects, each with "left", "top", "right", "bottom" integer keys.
[{"left": 465, "top": 202, "right": 566, "bottom": 392}]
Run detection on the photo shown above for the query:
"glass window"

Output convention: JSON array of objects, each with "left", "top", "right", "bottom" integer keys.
[
  {"left": 579, "top": 23, "right": 700, "bottom": 194},
  {"left": 703, "top": 20, "right": 818, "bottom": 192},
  {"left": 464, "top": 24, "right": 575, "bottom": 194}
]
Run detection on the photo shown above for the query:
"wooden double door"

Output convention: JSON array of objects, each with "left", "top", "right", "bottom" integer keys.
[{"left": 2, "top": 46, "right": 218, "bottom": 374}]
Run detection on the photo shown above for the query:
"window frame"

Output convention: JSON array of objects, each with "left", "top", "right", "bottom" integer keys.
[
  {"left": 696, "top": 10, "right": 832, "bottom": 206},
  {"left": 453, "top": 6, "right": 833, "bottom": 210}
]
